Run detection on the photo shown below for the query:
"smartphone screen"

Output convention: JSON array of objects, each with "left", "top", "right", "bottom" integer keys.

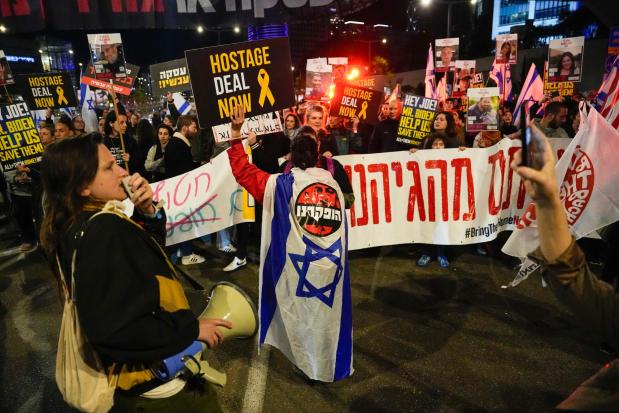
[
  {"left": 520, "top": 102, "right": 545, "bottom": 170},
  {"left": 519, "top": 103, "right": 529, "bottom": 166}
]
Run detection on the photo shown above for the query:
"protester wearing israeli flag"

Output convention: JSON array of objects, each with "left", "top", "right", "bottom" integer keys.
[{"left": 226, "top": 105, "right": 353, "bottom": 383}]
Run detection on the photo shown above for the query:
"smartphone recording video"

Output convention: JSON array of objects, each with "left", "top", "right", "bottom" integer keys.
[{"left": 519, "top": 103, "right": 545, "bottom": 170}]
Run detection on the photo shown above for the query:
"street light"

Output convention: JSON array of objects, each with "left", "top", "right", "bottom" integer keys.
[
  {"left": 234, "top": 26, "right": 240, "bottom": 34},
  {"left": 69, "top": 49, "right": 74, "bottom": 54},
  {"left": 0, "top": 25, "right": 6, "bottom": 33},
  {"left": 420, "top": 0, "right": 477, "bottom": 37},
  {"left": 381, "top": 38, "right": 387, "bottom": 44},
  {"left": 420, "top": 0, "right": 431, "bottom": 6},
  {"left": 197, "top": 25, "right": 204, "bottom": 33}
]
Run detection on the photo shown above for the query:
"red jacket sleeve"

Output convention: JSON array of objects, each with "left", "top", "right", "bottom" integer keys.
[{"left": 227, "top": 140, "right": 271, "bottom": 204}]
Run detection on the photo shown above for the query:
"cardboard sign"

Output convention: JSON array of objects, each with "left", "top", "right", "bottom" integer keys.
[
  {"left": 87, "top": 33, "right": 128, "bottom": 80},
  {"left": 543, "top": 62, "right": 575, "bottom": 97},
  {"left": 329, "top": 83, "right": 382, "bottom": 125},
  {"left": 305, "top": 57, "right": 332, "bottom": 102},
  {"left": 212, "top": 112, "right": 282, "bottom": 143},
  {"left": 435, "top": 38, "right": 459, "bottom": 72},
  {"left": 18, "top": 73, "right": 77, "bottom": 109},
  {"left": 466, "top": 87, "right": 499, "bottom": 132},
  {"left": 0, "top": 102, "right": 44, "bottom": 172},
  {"left": 496, "top": 34, "right": 517, "bottom": 65},
  {"left": 0, "top": 51, "right": 15, "bottom": 86},
  {"left": 186, "top": 37, "right": 295, "bottom": 128},
  {"left": 548, "top": 36, "right": 584, "bottom": 82},
  {"left": 453, "top": 60, "right": 476, "bottom": 97},
  {"left": 150, "top": 58, "right": 191, "bottom": 96},
  {"left": 81, "top": 61, "right": 139, "bottom": 96},
  {"left": 396, "top": 94, "right": 438, "bottom": 147}
]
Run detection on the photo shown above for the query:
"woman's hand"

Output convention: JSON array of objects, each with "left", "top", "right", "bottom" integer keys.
[
  {"left": 230, "top": 104, "right": 245, "bottom": 140},
  {"left": 198, "top": 318, "right": 233, "bottom": 349},
  {"left": 247, "top": 131, "right": 257, "bottom": 146},
  {"left": 127, "top": 173, "right": 155, "bottom": 215},
  {"left": 122, "top": 152, "right": 130, "bottom": 162}
]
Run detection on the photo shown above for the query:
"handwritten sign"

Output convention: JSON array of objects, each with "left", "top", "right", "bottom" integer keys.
[
  {"left": 186, "top": 37, "right": 295, "bottom": 128},
  {"left": 18, "top": 73, "right": 77, "bottom": 109},
  {"left": 211, "top": 112, "right": 282, "bottom": 143},
  {"left": 150, "top": 58, "right": 191, "bottom": 96},
  {"left": 0, "top": 102, "right": 44, "bottom": 172},
  {"left": 396, "top": 94, "right": 438, "bottom": 147},
  {"left": 329, "top": 83, "right": 382, "bottom": 125}
]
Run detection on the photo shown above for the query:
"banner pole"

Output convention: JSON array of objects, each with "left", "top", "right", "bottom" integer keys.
[{"left": 108, "top": 80, "right": 129, "bottom": 173}]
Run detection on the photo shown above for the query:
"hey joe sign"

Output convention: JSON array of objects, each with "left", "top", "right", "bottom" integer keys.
[
  {"left": 0, "top": 103, "right": 43, "bottom": 172},
  {"left": 185, "top": 37, "right": 295, "bottom": 128},
  {"left": 329, "top": 82, "right": 382, "bottom": 125},
  {"left": 396, "top": 94, "right": 438, "bottom": 147},
  {"left": 19, "top": 73, "right": 78, "bottom": 109}
]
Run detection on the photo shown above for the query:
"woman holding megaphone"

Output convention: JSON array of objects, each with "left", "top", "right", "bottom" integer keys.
[{"left": 40, "top": 133, "right": 230, "bottom": 412}]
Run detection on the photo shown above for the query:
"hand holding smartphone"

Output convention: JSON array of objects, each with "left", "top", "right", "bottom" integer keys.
[{"left": 519, "top": 102, "right": 545, "bottom": 170}]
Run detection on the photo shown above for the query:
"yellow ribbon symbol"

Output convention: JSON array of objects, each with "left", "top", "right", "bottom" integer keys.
[
  {"left": 56, "top": 86, "right": 69, "bottom": 106},
  {"left": 257, "top": 69, "right": 275, "bottom": 108},
  {"left": 357, "top": 100, "right": 369, "bottom": 120}
]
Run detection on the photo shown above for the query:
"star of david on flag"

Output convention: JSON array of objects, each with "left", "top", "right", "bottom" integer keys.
[{"left": 289, "top": 236, "right": 343, "bottom": 308}]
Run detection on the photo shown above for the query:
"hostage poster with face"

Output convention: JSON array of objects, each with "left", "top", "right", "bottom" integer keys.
[
  {"left": 466, "top": 87, "right": 499, "bottom": 132},
  {"left": 87, "top": 33, "right": 128, "bottom": 80}
]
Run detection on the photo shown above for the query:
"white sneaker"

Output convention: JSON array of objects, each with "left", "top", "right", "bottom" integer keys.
[
  {"left": 181, "top": 253, "right": 206, "bottom": 265},
  {"left": 219, "top": 244, "right": 237, "bottom": 253},
  {"left": 223, "top": 257, "right": 247, "bottom": 272}
]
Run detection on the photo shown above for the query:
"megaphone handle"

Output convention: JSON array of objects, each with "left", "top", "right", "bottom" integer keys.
[{"left": 199, "top": 360, "right": 227, "bottom": 387}]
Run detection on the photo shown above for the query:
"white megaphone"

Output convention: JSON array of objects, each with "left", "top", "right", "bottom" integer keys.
[{"left": 152, "top": 282, "right": 258, "bottom": 387}]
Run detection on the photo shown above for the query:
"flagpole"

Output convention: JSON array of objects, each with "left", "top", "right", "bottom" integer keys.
[{"left": 109, "top": 80, "right": 130, "bottom": 173}]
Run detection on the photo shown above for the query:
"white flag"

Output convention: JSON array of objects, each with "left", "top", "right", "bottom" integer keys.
[
  {"left": 502, "top": 103, "right": 619, "bottom": 286},
  {"left": 425, "top": 43, "right": 436, "bottom": 98},
  {"left": 80, "top": 83, "right": 99, "bottom": 133}
]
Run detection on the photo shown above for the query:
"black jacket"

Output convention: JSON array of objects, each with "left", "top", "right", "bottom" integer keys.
[
  {"left": 164, "top": 135, "right": 197, "bottom": 179},
  {"left": 369, "top": 118, "right": 409, "bottom": 153}
]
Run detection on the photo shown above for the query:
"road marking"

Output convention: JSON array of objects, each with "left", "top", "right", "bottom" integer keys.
[{"left": 241, "top": 338, "right": 270, "bottom": 413}]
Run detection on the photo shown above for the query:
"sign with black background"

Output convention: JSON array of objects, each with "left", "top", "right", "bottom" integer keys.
[
  {"left": 18, "top": 73, "right": 77, "bottom": 109},
  {"left": 186, "top": 37, "right": 295, "bottom": 128},
  {"left": 0, "top": 102, "right": 43, "bottom": 172},
  {"left": 329, "top": 82, "right": 383, "bottom": 125},
  {"left": 150, "top": 58, "right": 191, "bottom": 96},
  {"left": 397, "top": 94, "right": 438, "bottom": 147},
  {"left": 81, "top": 61, "right": 140, "bottom": 96}
]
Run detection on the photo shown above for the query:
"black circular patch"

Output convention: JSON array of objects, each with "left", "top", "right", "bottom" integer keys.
[{"left": 294, "top": 183, "right": 342, "bottom": 237}]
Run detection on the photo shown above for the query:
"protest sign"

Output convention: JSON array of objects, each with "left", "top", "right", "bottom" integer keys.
[
  {"left": 0, "top": 102, "right": 44, "bottom": 172},
  {"left": 87, "top": 33, "right": 127, "bottom": 80},
  {"left": 18, "top": 73, "right": 77, "bottom": 109},
  {"left": 396, "top": 94, "right": 438, "bottom": 148},
  {"left": 453, "top": 60, "right": 476, "bottom": 97},
  {"left": 212, "top": 112, "right": 282, "bottom": 143},
  {"left": 543, "top": 61, "right": 575, "bottom": 97},
  {"left": 328, "top": 57, "right": 348, "bottom": 84},
  {"left": 81, "top": 61, "right": 139, "bottom": 96},
  {"left": 470, "top": 72, "right": 484, "bottom": 88},
  {"left": 305, "top": 57, "right": 332, "bottom": 101},
  {"left": 335, "top": 138, "right": 571, "bottom": 250},
  {"left": 0, "top": 51, "right": 15, "bottom": 86},
  {"left": 329, "top": 83, "right": 382, "bottom": 125},
  {"left": 186, "top": 37, "right": 295, "bottom": 128},
  {"left": 467, "top": 87, "right": 499, "bottom": 132},
  {"left": 435, "top": 38, "right": 459, "bottom": 72},
  {"left": 605, "top": 27, "right": 619, "bottom": 76},
  {"left": 548, "top": 36, "right": 584, "bottom": 82},
  {"left": 496, "top": 34, "right": 517, "bottom": 65},
  {"left": 150, "top": 58, "right": 191, "bottom": 96}
]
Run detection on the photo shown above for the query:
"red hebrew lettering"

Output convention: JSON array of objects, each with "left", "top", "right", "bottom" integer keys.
[
  {"left": 488, "top": 151, "right": 506, "bottom": 216},
  {"left": 451, "top": 158, "right": 476, "bottom": 221},
  {"left": 193, "top": 172, "right": 212, "bottom": 197},
  {"left": 111, "top": 0, "right": 123, "bottom": 12},
  {"left": 353, "top": 164, "right": 369, "bottom": 226},
  {"left": 152, "top": 180, "right": 170, "bottom": 208},
  {"left": 557, "top": 149, "right": 565, "bottom": 160},
  {"left": 391, "top": 162, "right": 403, "bottom": 187},
  {"left": 502, "top": 147, "right": 519, "bottom": 210},
  {"left": 517, "top": 203, "right": 536, "bottom": 229},
  {"left": 368, "top": 163, "right": 392, "bottom": 223},
  {"left": 406, "top": 161, "right": 426, "bottom": 221},
  {"left": 77, "top": 0, "right": 89, "bottom": 12},
  {"left": 1, "top": 0, "right": 30, "bottom": 16},
  {"left": 516, "top": 181, "right": 526, "bottom": 208},
  {"left": 426, "top": 160, "right": 448, "bottom": 221},
  {"left": 427, "top": 177, "right": 436, "bottom": 222}
]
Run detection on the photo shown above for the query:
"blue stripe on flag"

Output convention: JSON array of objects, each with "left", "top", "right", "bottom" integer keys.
[
  {"left": 260, "top": 173, "right": 295, "bottom": 344},
  {"left": 178, "top": 101, "right": 191, "bottom": 115},
  {"left": 333, "top": 212, "right": 353, "bottom": 381}
]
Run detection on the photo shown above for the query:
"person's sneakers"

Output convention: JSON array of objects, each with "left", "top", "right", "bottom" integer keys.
[
  {"left": 438, "top": 255, "right": 450, "bottom": 268},
  {"left": 19, "top": 243, "right": 37, "bottom": 253},
  {"left": 417, "top": 254, "right": 432, "bottom": 267},
  {"left": 181, "top": 253, "right": 206, "bottom": 265},
  {"left": 223, "top": 257, "right": 247, "bottom": 272},
  {"left": 219, "top": 244, "right": 237, "bottom": 253}
]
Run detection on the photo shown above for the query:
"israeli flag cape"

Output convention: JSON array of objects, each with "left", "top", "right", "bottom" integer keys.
[{"left": 259, "top": 167, "right": 353, "bottom": 382}]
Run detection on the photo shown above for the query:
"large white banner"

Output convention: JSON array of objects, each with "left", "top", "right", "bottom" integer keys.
[
  {"left": 132, "top": 147, "right": 256, "bottom": 246},
  {"left": 336, "top": 138, "right": 571, "bottom": 251}
]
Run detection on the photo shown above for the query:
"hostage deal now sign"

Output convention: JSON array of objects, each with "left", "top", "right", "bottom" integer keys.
[
  {"left": 329, "top": 82, "right": 382, "bottom": 125},
  {"left": 0, "top": 102, "right": 43, "bottom": 172},
  {"left": 18, "top": 73, "right": 77, "bottom": 109},
  {"left": 186, "top": 37, "right": 295, "bottom": 128}
]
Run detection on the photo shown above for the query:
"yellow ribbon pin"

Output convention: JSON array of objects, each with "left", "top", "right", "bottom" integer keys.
[
  {"left": 357, "top": 100, "right": 369, "bottom": 120},
  {"left": 257, "top": 69, "right": 275, "bottom": 108},
  {"left": 56, "top": 86, "right": 69, "bottom": 106}
]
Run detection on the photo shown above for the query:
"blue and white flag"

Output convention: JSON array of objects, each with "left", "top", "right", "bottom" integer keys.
[
  {"left": 30, "top": 109, "right": 49, "bottom": 128},
  {"left": 512, "top": 63, "right": 544, "bottom": 125},
  {"left": 259, "top": 168, "right": 353, "bottom": 382},
  {"left": 489, "top": 59, "right": 513, "bottom": 102},
  {"left": 425, "top": 43, "right": 436, "bottom": 99},
  {"left": 170, "top": 92, "right": 191, "bottom": 115},
  {"left": 80, "top": 83, "right": 99, "bottom": 133}
]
